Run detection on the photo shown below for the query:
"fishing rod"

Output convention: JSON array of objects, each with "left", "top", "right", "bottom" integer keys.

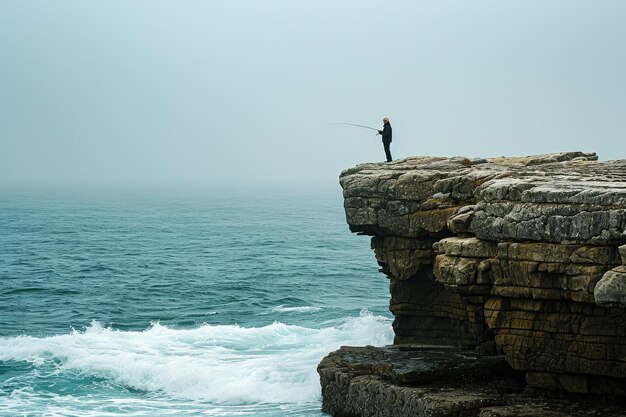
[{"left": 330, "top": 122, "right": 379, "bottom": 131}]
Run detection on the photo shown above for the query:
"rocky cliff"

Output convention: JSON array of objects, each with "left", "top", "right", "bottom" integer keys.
[{"left": 318, "top": 152, "right": 626, "bottom": 416}]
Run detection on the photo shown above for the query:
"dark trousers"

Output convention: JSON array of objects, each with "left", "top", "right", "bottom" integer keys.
[{"left": 383, "top": 141, "right": 392, "bottom": 162}]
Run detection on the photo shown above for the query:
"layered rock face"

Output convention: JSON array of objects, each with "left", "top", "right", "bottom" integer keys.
[{"left": 319, "top": 152, "right": 626, "bottom": 416}]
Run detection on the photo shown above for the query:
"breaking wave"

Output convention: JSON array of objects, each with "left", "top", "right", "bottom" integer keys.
[{"left": 0, "top": 310, "right": 393, "bottom": 405}]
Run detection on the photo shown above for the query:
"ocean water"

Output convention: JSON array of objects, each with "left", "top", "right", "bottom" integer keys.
[{"left": 0, "top": 188, "right": 393, "bottom": 416}]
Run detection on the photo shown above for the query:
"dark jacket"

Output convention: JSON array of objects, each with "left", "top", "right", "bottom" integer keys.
[{"left": 379, "top": 124, "right": 392, "bottom": 143}]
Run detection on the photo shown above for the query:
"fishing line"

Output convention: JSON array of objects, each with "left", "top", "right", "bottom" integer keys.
[{"left": 330, "top": 123, "right": 379, "bottom": 131}]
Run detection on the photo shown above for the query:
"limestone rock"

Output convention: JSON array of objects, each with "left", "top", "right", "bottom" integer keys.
[
  {"left": 340, "top": 152, "right": 626, "bottom": 244},
  {"left": 595, "top": 245, "right": 626, "bottom": 307},
  {"left": 328, "top": 152, "right": 626, "bottom": 413},
  {"left": 318, "top": 345, "right": 626, "bottom": 417},
  {"left": 595, "top": 266, "right": 626, "bottom": 306},
  {"left": 317, "top": 345, "right": 523, "bottom": 417},
  {"left": 435, "top": 237, "right": 620, "bottom": 303}
]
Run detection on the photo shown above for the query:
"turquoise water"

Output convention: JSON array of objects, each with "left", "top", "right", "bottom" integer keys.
[{"left": 0, "top": 188, "right": 393, "bottom": 416}]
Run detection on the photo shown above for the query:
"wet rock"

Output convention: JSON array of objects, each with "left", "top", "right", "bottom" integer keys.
[
  {"left": 318, "top": 345, "right": 626, "bottom": 417},
  {"left": 318, "top": 345, "right": 523, "bottom": 417}
]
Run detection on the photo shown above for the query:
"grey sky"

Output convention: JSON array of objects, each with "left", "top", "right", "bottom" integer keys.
[{"left": 1, "top": 1, "right": 625, "bottom": 188}]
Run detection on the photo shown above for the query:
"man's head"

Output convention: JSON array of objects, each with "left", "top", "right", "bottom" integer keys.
[{"left": 383, "top": 117, "right": 389, "bottom": 125}]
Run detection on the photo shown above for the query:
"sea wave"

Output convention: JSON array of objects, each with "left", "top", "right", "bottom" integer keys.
[
  {"left": 0, "top": 310, "right": 393, "bottom": 405},
  {"left": 271, "top": 305, "right": 322, "bottom": 313}
]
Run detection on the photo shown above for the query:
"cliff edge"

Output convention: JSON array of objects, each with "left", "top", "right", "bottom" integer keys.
[{"left": 318, "top": 152, "right": 626, "bottom": 416}]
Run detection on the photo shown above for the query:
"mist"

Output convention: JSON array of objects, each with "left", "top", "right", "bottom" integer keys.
[{"left": 1, "top": 0, "right": 625, "bottom": 188}]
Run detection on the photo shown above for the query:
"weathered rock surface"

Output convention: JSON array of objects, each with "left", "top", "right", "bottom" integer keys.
[
  {"left": 595, "top": 245, "right": 626, "bottom": 306},
  {"left": 341, "top": 152, "right": 626, "bottom": 244},
  {"left": 319, "top": 153, "right": 626, "bottom": 416},
  {"left": 319, "top": 346, "right": 626, "bottom": 417}
]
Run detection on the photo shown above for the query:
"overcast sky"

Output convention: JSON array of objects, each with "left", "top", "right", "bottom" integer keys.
[{"left": 1, "top": 1, "right": 625, "bottom": 188}]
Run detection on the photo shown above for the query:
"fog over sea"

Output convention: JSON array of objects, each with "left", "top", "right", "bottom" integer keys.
[{"left": 0, "top": 188, "right": 393, "bottom": 416}]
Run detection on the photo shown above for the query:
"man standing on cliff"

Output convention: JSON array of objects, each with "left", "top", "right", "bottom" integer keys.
[{"left": 377, "top": 118, "right": 392, "bottom": 162}]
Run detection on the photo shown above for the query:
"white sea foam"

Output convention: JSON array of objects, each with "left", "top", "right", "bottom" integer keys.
[
  {"left": 0, "top": 311, "right": 393, "bottom": 405},
  {"left": 271, "top": 305, "right": 322, "bottom": 313}
]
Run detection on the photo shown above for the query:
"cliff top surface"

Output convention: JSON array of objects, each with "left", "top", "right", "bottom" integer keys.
[{"left": 340, "top": 151, "right": 626, "bottom": 245}]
